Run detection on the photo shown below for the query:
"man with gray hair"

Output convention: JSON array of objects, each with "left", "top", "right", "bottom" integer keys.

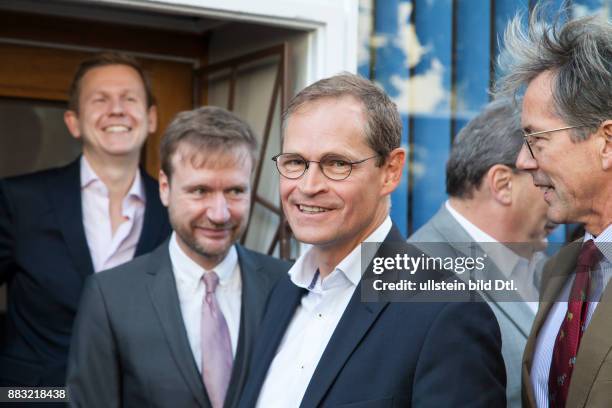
[
  {"left": 67, "top": 106, "right": 289, "bottom": 408},
  {"left": 497, "top": 9, "right": 612, "bottom": 408},
  {"left": 409, "top": 97, "right": 553, "bottom": 408}
]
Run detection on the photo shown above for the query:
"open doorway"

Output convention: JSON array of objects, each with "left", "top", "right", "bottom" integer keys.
[{"left": 0, "top": 0, "right": 311, "bottom": 317}]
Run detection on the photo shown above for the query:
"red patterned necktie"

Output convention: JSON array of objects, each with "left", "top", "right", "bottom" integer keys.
[
  {"left": 201, "top": 271, "right": 233, "bottom": 408},
  {"left": 548, "top": 239, "right": 602, "bottom": 407}
]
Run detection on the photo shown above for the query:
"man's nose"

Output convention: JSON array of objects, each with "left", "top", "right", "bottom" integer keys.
[
  {"left": 207, "top": 193, "right": 231, "bottom": 225},
  {"left": 516, "top": 144, "right": 538, "bottom": 171},
  {"left": 297, "top": 163, "right": 328, "bottom": 195},
  {"left": 109, "top": 97, "right": 126, "bottom": 115}
]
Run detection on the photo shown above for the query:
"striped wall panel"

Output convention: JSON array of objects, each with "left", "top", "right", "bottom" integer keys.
[{"left": 361, "top": 0, "right": 610, "bottom": 243}]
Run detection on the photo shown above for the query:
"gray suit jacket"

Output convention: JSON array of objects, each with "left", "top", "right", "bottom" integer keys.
[
  {"left": 67, "top": 241, "right": 289, "bottom": 408},
  {"left": 409, "top": 204, "right": 538, "bottom": 408}
]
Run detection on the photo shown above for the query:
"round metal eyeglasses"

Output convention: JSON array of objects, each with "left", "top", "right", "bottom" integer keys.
[{"left": 271, "top": 153, "right": 379, "bottom": 181}]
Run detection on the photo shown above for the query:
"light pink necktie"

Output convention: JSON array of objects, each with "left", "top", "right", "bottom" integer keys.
[{"left": 201, "top": 272, "right": 233, "bottom": 408}]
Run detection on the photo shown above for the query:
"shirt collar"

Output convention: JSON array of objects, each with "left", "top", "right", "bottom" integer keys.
[
  {"left": 127, "top": 170, "right": 145, "bottom": 203},
  {"left": 289, "top": 216, "right": 393, "bottom": 291},
  {"left": 446, "top": 200, "right": 498, "bottom": 243},
  {"left": 169, "top": 232, "right": 238, "bottom": 287},
  {"left": 446, "top": 200, "right": 522, "bottom": 278},
  {"left": 80, "top": 155, "right": 98, "bottom": 189},
  {"left": 80, "top": 155, "right": 146, "bottom": 203},
  {"left": 584, "top": 223, "right": 612, "bottom": 264}
]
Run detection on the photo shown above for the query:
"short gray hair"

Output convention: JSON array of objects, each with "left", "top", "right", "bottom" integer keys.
[
  {"left": 446, "top": 98, "right": 523, "bottom": 198},
  {"left": 283, "top": 73, "right": 401, "bottom": 166},
  {"left": 495, "top": 7, "right": 612, "bottom": 140},
  {"left": 160, "top": 106, "right": 258, "bottom": 179}
]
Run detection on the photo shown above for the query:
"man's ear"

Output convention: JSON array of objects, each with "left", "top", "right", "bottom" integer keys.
[
  {"left": 64, "top": 110, "right": 82, "bottom": 139},
  {"left": 158, "top": 169, "right": 170, "bottom": 208},
  {"left": 380, "top": 147, "right": 406, "bottom": 196},
  {"left": 599, "top": 120, "right": 612, "bottom": 171},
  {"left": 147, "top": 105, "right": 158, "bottom": 133},
  {"left": 486, "top": 164, "right": 513, "bottom": 205}
]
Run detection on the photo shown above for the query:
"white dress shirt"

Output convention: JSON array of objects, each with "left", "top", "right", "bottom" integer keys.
[
  {"left": 531, "top": 224, "right": 612, "bottom": 408},
  {"left": 169, "top": 233, "right": 242, "bottom": 373},
  {"left": 446, "top": 201, "right": 541, "bottom": 312},
  {"left": 81, "top": 156, "right": 145, "bottom": 272},
  {"left": 256, "top": 217, "right": 392, "bottom": 408}
]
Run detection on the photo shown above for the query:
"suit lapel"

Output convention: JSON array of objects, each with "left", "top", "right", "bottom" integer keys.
[
  {"left": 300, "top": 293, "right": 388, "bottom": 408},
  {"left": 522, "top": 241, "right": 580, "bottom": 406},
  {"left": 224, "top": 247, "right": 266, "bottom": 408},
  {"left": 146, "top": 244, "right": 209, "bottom": 408},
  {"left": 136, "top": 169, "right": 168, "bottom": 257},
  {"left": 47, "top": 158, "right": 94, "bottom": 278},
  {"left": 299, "top": 227, "right": 409, "bottom": 408},
  {"left": 494, "top": 299, "right": 534, "bottom": 337}
]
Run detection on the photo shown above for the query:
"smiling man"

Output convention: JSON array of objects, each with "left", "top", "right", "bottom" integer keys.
[
  {"left": 238, "top": 73, "right": 506, "bottom": 407},
  {"left": 67, "top": 106, "right": 289, "bottom": 408},
  {"left": 497, "top": 10, "right": 612, "bottom": 408},
  {"left": 0, "top": 53, "right": 170, "bottom": 389}
]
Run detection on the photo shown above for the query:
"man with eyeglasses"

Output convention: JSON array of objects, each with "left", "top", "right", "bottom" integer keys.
[
  {"left": 497, "top": 9, "right": 612, "bottom": 408},
  {"left": 238, "top": 73, "right": 506, "bottom": 407}
]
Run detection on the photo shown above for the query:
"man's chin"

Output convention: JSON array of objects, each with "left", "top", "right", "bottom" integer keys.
[
  {"left": 196, "top": 242, "right": 232, "bottom": 258},
  {"left": 183, "top": 234, "right": 229, "bottom": 258},
  {"left": 547, "top": 215, "right": 571, "bottom": 228},
  {"left": 546, "top": 205, "right": 569, "bottom": 225},
  {"left": 291, "top": 229, "right": 329, "bottom": 245}
]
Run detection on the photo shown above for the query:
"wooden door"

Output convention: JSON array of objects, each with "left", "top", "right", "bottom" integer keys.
[
  {"left": 0, "top": 42, "right": 193, "bottom": 178},
  {"left": 196, "top": 44, "right": 293, "bottom": 259},
  {"left": 0, "top": 43, "right": 194, "bottom": 318}
]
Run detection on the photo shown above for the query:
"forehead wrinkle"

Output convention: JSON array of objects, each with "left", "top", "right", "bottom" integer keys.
[
  {"left": 173, "top": 143, "right": 252, "bottom": 172},
  {"left": 526, "top": 72, "right": 564, "bottom": 124},
  {"left": 284, "top": 97, "right": 371, "bottom": 157},
  {"left": 283, "top": 144, "right": 369, "bottom": 162},
  {"left": 82, "top": 66, "right": 144, "bottom": 89}
]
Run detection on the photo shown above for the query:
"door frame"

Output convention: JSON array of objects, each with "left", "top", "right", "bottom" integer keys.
[{"left": 94, "top": 0, "right": 359, "bottom": 84}]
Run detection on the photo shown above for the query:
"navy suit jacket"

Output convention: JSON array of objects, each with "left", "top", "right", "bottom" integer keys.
[
  {"left": 0, "top": 158, "right": 170, "bottom": 387},
  {"left": 239, "top": 226, "right": 507, "bottom": 407}
]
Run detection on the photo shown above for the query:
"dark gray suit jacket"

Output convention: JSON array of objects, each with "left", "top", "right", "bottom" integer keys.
[{"left": 67, "top": 241, "right": 289, "bottom": 408}]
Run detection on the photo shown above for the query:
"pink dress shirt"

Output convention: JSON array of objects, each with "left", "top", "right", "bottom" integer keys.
[{"left": 80, "top": 157, "right": 146, "bottom": 273}]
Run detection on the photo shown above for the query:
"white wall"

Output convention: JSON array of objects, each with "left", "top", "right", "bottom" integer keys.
[{"left": 94, "top": 0, "right": 359, "bottom": 83}]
